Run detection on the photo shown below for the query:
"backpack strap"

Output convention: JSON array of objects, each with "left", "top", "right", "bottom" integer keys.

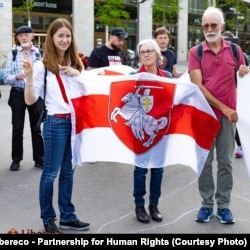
[
  {"left": 39, "top": 48, "right": 44, "bottom": 57},
  {"left": 227, "top": 42, "right": 240, "bottom": 86},
  {"left": 44, "top": 67, "right": 47, "bottom": 101},
  {"left": 244, "top": 54, "right": 249, "bottom": 66},
  {"left": 196, "top": 41, "right": 242, "bottom": 68},
  {"left": 38, "top": 48, "right": 44, "bottom": 58},
  {"left": 12, "top": 49, "right": 18, "bottom": 61},
  {"left": 196, "top": 43, "right": 203, "bottom": 62},
  {"left": 12, "top": 48, "right": 43, "bottom": 61},
  {"left": 229, "top": 43, "right": 239, "bottom": 69},
  {"left": 229, "top": 42, "right": 249, "bottom": 66}
]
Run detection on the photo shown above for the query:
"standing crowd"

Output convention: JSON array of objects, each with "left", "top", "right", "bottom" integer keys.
[{"left": 2, "top": 6, "right": 249, "bottom": 233}]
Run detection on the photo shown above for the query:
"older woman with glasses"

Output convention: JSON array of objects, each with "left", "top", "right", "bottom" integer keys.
[{"left": 132, "top": 39, "right": 172, "bottom": 223}]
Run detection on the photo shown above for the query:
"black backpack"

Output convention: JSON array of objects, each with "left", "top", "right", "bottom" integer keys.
[
  {"left": 196, "top": 41, "right": 249, "bottom": 68},
  {"left": 12, "top": 48, "right": 43, "bottom": 61},
  {"left": 196, "top": 41, "right": 249, "bottom": 85}
]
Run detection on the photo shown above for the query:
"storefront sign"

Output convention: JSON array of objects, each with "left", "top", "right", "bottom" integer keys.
[
  {"left": 13, "top": 0, "right": 72, "bottom": 14},
  {"left": 33, "top": 1, "right": 57, "bottom": 9}
]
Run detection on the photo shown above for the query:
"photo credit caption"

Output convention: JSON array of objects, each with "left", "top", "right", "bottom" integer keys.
[{"left": 0, "top": 236, "right": 248, "bottom": 248}]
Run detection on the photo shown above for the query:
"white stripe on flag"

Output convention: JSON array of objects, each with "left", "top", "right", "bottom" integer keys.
[
  {"left": 237, "top": 72, "right": 250, "bottom": 178},
  {"left": 61, "top": 65, "right": 219, "bottom": 176}
]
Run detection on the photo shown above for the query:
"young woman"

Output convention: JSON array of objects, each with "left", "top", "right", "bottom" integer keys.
[{"left": 23, "top": 18, "right": 90, "bottom": 233}]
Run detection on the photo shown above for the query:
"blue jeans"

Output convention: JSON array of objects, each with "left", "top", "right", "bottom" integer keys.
[
  {"left": 133, "top": 166, "right": 164, "bottom": 207},
  {"left": 40, "top": 115, "right": 77, "bottom": 225}
]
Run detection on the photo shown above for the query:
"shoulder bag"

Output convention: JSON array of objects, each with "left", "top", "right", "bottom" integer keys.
[{"left": 28, "top": 67, "right": 47, "bottom": 132}]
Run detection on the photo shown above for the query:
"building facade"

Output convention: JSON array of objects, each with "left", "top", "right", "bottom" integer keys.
[{"left": 0, "top": 0, "right": 250, "bottom": 67}]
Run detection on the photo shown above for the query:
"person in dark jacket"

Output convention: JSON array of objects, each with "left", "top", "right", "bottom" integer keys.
[{"left": 4, "top": 25, "right": 44, "bottom": 171}]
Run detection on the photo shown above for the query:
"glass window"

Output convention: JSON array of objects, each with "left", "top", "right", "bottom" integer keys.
[
  {"left": 29, "top": 16, "right": 43, "bottom": 30},
  {"left": 127, "top": 23, "right": 136, "bottom": 35},
  {"left": 44, "top": 17, "right": 57, "bottom": 30},
  {"left": 188, "top": 0, "right": 207, "bottom": 15},
  {"left": 13, "top": 15, "right": 28, "bottom": 30},
  {"left": 95, "top": 21, "right": 105, "bottom": 32}
]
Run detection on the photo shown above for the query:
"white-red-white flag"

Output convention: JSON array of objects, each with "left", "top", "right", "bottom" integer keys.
[
  {"left": 61, "top": 65, "right": 220, "bottom": 176},
  {"left": 237, "top": 72, "right": 250, "bottom": 178}
]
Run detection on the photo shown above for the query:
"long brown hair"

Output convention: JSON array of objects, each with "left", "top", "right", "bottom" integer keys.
[{"left": 43, "top": 18, "right": 83, "bottom": 74}]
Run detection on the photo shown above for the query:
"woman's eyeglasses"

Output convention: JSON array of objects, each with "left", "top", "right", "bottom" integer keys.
[
  {"left": 202, "top": 23, "right": 218, "bottom": 30},
  {"left": 139, "top": 49, "right": 155, "bottom": 56}
]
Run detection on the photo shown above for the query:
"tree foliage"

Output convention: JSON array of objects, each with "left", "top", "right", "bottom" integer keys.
[
  {"left": 216, "top": 0, "right": 249, "bottom": 33},
  {"left": 13, "top": 0, "right": 35, "bottom": 12},
  {"left": 152, "top": 0, "right": 180, "bottom": 25},
  {"left": 12, "top": 0, "right": 35, "bottom": 24},
  {"left": 95, "top": 0, "right": 130, "bottom": 28}
]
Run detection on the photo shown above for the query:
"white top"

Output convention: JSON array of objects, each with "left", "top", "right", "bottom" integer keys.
[{"left": 33, "top": 60, "right": 72, "bottom": 116}]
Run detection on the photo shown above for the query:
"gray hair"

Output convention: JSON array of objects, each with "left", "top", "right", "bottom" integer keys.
[
  {"left": 137, "top": 39, "right": 163, "bottom": 67},
  {"left": 202, "top": 7, "right": 225, "bottom": 25}
]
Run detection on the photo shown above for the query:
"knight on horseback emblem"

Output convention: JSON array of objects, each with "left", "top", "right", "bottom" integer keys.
[{"left": 110, "top": 85, "right": 168, "bottom": 147}]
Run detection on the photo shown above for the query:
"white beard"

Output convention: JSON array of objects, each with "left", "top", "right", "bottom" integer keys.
[
  {"left": 205, "top": 32, "right": 221, "bottom": 43},
  {"left": 21, "top": 42, "right": 30, "bottom": 48}
]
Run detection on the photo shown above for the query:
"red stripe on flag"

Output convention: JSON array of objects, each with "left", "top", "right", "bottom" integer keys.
[
  {"left": 168, "top": 104, "right": 220, "bottom": 150},
  {"left": 98, "top": 69, "right": 125, "bottom": 75},
  {"left": 71, "top": 95, "right": 219, "bottom": 150},
  {"left": 72, "top": 95, "right": 109, "bottom": 132}
]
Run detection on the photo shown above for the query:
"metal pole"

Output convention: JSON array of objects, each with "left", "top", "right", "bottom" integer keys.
[
  {"left": 136, "top": 1, "right": 140, "bottom": 45},
  {"left": 235, "top": 0, "right": 238, "bottom": 37},
  {"left": 27, "top": 0, "right": 31, "bottom": 27},
  {"left": 135, "top": 0, "right": 146, "bottom": 45}
]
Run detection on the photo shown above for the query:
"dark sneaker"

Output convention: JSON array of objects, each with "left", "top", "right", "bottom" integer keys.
[
  {"left": 59, "top": 219, "right": 90, "bottom": 231},
  {"left": 10, "top": 160, "right": 20, "bottom": 171},
  {"left": 44, "top": 219, "right": 59, "bottom": 233},
  {"left": 195, "top": 207, "right": 214, "bottom": 222},
  {"left": 216, "top": 208, "right": 235, "bottom": 224}
]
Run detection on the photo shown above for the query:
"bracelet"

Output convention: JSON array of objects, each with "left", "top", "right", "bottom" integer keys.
[{"left": 25, "top": 84, "right": 33, "bottom": 86}]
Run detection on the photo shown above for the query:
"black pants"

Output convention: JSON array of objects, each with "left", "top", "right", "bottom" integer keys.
[
  {"left": 235, "top": 129, "right": 241, "bottom": 147},
  {"left": 8, "top": 87, "right": 44, "bottom": 164}
]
